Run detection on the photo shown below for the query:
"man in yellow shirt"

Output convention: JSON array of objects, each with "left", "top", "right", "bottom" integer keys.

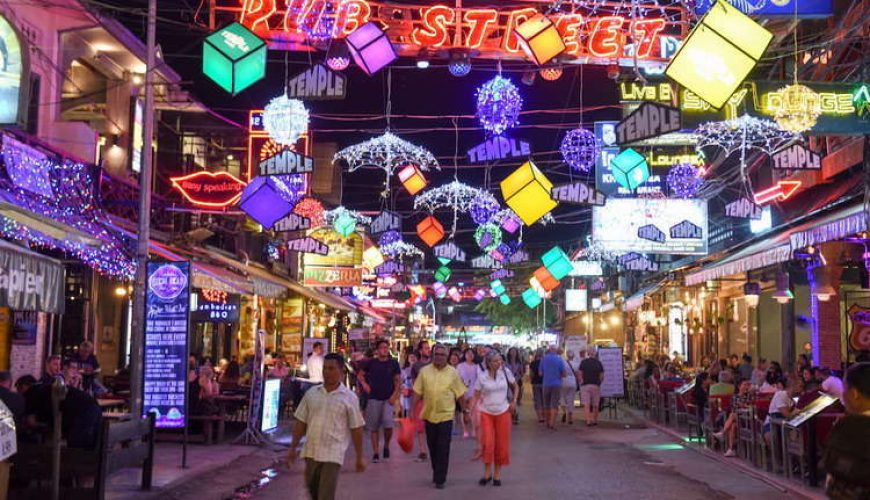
[{"left": 412, "top": 343, "right": 469, "bottom": 489}]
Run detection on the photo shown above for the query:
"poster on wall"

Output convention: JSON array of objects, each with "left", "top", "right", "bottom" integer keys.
[
  {"left": 597, "top": 346, "right": 625, "bottom": 398},
  {"left": 564, "top": 335, "right": 588, "bottom": 360},
  {"left": 143, "top": 261, "right": 191, "bottom": 429},
  {"left": 592, "top": 198, "right": 708, "bottom": 255},
  {"left": 0, "top": 14, "right": 24, "bottom": 125}
]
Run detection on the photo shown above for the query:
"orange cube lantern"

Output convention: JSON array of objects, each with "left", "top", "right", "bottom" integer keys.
[
  {"left": 416, "top": 215, "right": 444, "bottom": 247},
  {"left": 398, "top": 164, "right": 428, "bottom": 195},
  {"left": 533, "top": 266, "right": 560, "bottom": 291},
  {"left": 514, "top": 14, "right": 566, "bottom": 66}
]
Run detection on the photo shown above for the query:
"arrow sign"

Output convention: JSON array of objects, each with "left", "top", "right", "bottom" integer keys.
[
  {"left": 286, "top": 236, "right": 329, "bottom": 255},
  {"left": 616, "top": 102, "right": 682, "bottom": 145},
  {"left": 550, "top": 181, "right": 607, "bottom": 206},
  {"left": 753, "top": 181, "right": 801, "bottom": 205}
]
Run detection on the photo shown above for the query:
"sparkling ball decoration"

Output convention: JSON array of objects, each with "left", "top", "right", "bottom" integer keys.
[
  {"left": 666, "top": 163, "right": 704, "bottom": 198},
  {"left": 263, "top": 94, "right": 310, "bottom": 146},
  {"left": 560, "top": 128, "right": 599, "bottom": 173},
  {"left": 539, "top": 67, "right": 563, "bottom": 81},
  {"left": 475, "top": 76, "right": 523, "bottom": 135},
  {"left": 474, "top": 223, "right": 503, "bottom": 252},
  {"left": 378, "top": 230, "right": 402, "bottom": 247},
  {"left": 773, "top": 83, "right": 821, "bottom": 133},
  {"left": 325, "top": 41, "right": 351, "bottom": 71},
  {"left": 296, "top": 0, "right": 337, "bottom": 41},
  {"left": 449, "top": 60, "right": 472, "bottom": 77},
  {"left": 469, "top": 197, "right": 499, "bottom": 225},
  {"left": 293, "top": 197, "right": 325, "bottom": 227}
]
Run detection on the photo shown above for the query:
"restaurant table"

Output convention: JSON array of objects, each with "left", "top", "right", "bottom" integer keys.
[
  {"left": 212, "top": 394, "right": 248, "bottom": 441},
  {"left": 97, "top": 399, "right": 127, "bottom": 409}
]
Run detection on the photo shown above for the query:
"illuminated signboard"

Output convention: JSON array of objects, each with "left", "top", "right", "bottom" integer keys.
[
  {"left": 694, "top": 0, "right": 833, "bottom": 18},
  {"left": 592, "top": 198, "right": 708, "bottom": 255},
  {"left": 216, "top": 0, "right": 687, "bottom": 66},
  {"left": 303, "top": 266, "right": 364, "bottom": 287},
  {"left": 131, "top": 98, "right": 144, "bottom": 173},
  {"left": 616, "top": 102, "right": 682, "bottom": 145},
  {"left": 771, "top": 143, "right": 821, "bottom": 171},
  {"left": 467, "top": 136, "right": 531, "bottom": 164},
  {"left": 304, "top": 228, "right": 363, "bottom": 267},
  {"left": 287, "top": 63, "right": 347, "bottom": 100},
  {"left": 248, "top": 109, "right": 311, "bottom": 180},
  {"left": 170, "top": 171, "right": 247, "bottom": 208},
  {"left": 565, "top": 289, "right": 587, "bottom": 312},
  {"left": 0, "top": 15, "right": 24, "bottom": 125},
  {"left": 192, "top": 288, "right": 241, "bottom": 322}
]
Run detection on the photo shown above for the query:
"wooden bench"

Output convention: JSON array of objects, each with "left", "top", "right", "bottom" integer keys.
[{"left": 188, "top": 414, "right": 226, "bottom": 444}]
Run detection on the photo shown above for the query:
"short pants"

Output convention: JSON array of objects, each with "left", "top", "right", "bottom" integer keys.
[
  {"left": 364, "top": 398, "right": 395, "bottom": 432},
  {"left": 580, "top": 384, "right": 601, "bottom": 409},
  {"left": 542, "top": 385, "right": 562, "bottom": 410}
]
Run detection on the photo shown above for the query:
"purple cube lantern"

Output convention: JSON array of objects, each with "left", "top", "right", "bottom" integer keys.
[
  {"left": 501, "top": 213, "right": 521, "bottom": 234},
  {"left": 490, "top": 242, "right": 512, "bottom": 262},
  {"left": 474, "top": 289, "right": 487, "bottom": 301},
  {"left": 346, "top": 22, "right": 397, "bottom": 76},
  {"left": 239, "top": 176, "right": 297, "bottom": 229}
]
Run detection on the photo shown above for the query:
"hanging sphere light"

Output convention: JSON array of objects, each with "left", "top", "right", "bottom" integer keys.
[
  {"left": 469, "top": 197, "right": 499, "bottom": 225},
  {"left": 539, "top": 67, "right": 563, "bottom": 81},
  {"left": 325, "top": 41, "right": 351, "bottom": 71},
  {"left": 378, "top": 230, "right": 402, "bottom": 247},
  {"left": 666, "top": 163, "right": 704, "bottom": 198},
  {"left": 263, "top": 94, "right": 310, "bottom": 146},
  {"left": 448, "top": 51, "right": 472, "bottom": 77},
  {"left": 560, "top": 128, "right": 599, "bottom": 173},
  {"left": 476, "top": 76, "right": 523, "bottom": 135},
  {"left": 772, "top": 83, "right": 821, "bottom": 133}
]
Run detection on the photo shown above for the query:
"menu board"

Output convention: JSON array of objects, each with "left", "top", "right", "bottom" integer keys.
[
  {"left": 261, "top": 378, "right": 282, "bottom": 432},
  {"left": 598, "top": 347, "right": 625, "bottom": 398},
  {"left": 785, "top": 393, "right": 839, "bottom": 428},
  {"left": 143, "top": 261, "right": 191, "bottom": 429}
]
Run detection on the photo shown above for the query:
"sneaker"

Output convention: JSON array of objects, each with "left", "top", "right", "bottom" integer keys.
[
  {"left": 415, "top": 453, "right": 427, "bottom": 462},
  {"left": 712, "top": 431, "right": 725, "bottom": 441},
  {"left": 435, "top": 483, "right": 445, "bottom": 490},
  {"left": 372, "top": 454, "right": 380, "bottom": 463},
  {"left": 724, "top": 449, "right": 737, "bottom": 457},
  {"left": 383, "top": 448, "right": 390, "bottom": 460}
]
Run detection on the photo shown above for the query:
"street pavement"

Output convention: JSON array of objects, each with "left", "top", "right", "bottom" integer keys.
[{"left": 249, "top": 401, "right": 806, "bottom": 500}]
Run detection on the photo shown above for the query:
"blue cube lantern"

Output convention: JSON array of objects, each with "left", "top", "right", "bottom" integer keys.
[
  {"left": 239, "top": 176, "right": 297, "bottom": 229},
  {"left": 202, "top": 23, "right": 267, "bottom": 95},
  {"left": 490, "top": 279, "right": 506, "bottom": 296},
  {"left": 541, "top": 246, "right": 573, "bottom": 280},
  {"left": 610, "top": 148, "right": 650, "bottom": 191},
  {"left": 522, "top": 288, "right": 542, "bottom": 308}
]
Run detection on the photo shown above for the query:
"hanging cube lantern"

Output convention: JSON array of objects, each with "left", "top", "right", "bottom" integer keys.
[
  {"left": 501, "top": 212, "right": 521, "bottom": 234},
  {"left": 610, "top": 148, "right": 650, "bottom": 191},
  {"left": 398, "top": 164, "right": 428, "bottom": 195},
  {"left": 514, "top": 14, "right": 566, "bottom": 66},
  {"left": 346, "top": 22, "right": 397, "bottom": 76},
  {"left": 202, "top": 22, "right": 267, "bottom": 95},
  {"left": 529, "top": 276, "right": 546, "bottom": 297},
  {"left": 665, "top": 0, "right": 772, "bottom": 109},
  {"left": 500, "top": 160, "right": 558, "bottom": 225},
  {"left": 474, "top": 289, "right": 487, "bottom": 301},
  {"left": 416, "top": 215, "right": 445, "bottom": 247},
  {"left": 432, "top": 281, "right": 447, "bottom": 298},
  {"left": 490, "top": 242, "right": 512, "bottom": 262},
  {"left": 490, "top": 279, "right": 506, "bottom": 296},
  {"left": 522, "top": 288, "right": 542, "bottom": 308},
  {"left": 434, "top": 265, "right": 452, "bottom": 282},
  {"left": 499, "top": 293, "right": 511, "bottom": 305},
  {"left": 541, "top": 246, "right": 573, "bottom": 280},
  {"left": 448, "top": 287, "right": 462, "bottom": 302},
  {"left": 333, "top": 213, "right": 357, "bottom": 237},
  {"left": 238, "top": 176, "right": 297, "bottom": 229},
  {"left": 533, "top": 266, "right": 560, "bottom": 292},
  {"left": 362, "top": 247, "right": 385, "bottom": 270}
]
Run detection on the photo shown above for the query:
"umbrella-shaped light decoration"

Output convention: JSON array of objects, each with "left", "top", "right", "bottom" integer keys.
[
  {"left": 695, "top": 115, "right": 799, "bottom": 158},
  {"left": 414, "top": 181, "right": 500, "bottom": 237},
  {"left": 334, "top": 131, "right": 439, "bottom": 193},
  {"left": 380, "top": 240, "right": 425, "bottom": 259}
]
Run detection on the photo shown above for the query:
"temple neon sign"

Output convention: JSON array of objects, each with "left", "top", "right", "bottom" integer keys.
[{"left": 216, "top": 0, "right": 687, "bottom": 64}]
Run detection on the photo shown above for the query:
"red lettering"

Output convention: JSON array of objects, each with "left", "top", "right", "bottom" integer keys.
[
  {"left": 412, "top": 5, "right": 455, "bottom": 47},
  {"left": 463, "top": 9, "right": 498, "bottom": 49},
  {"left": 336, "top": 0, "right": 370, "bottom": 35},
  {"left": 240, "top": 0, "right": 277, "bottom": 31},
  {"left": 631, "top": 18, "right": 665, "bottom": 58},
  {"left": 588, "top": 16, "right": 624, "bottom": 58},
  {"left": 503, "top": 8, "right": 537, "bottom": 53},
  {"left": 555, "top": 14, "right": 583, "bottom": 56}
]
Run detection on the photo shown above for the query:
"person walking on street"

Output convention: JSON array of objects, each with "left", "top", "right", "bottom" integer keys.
[
  {"left": 412, "top": 344, "right": 469, "bottom": 489},
  {"left": 358, "top": 339, "right": 401, "bottom": 463},
  {"left": 823, "top": 362, "right": 870, "bottom": 499},
  {"left": 457, "top": 348, "right": 479, "bottom": 439},
  {"left": 578, "top": 350, "right": 605, "bottom": 426},
  {"left": 560, "top": 350, "right": 577, "bottom": 425},
  {"left": 288, "top": 353, "right": 365, "bottom": 500},
  {"left": 539, "top": 345, "right": 566, "bottom": 430},
  {"left": 474, "top": 351, "right": 517, "bottom": 486},
  {"left": 529, "top": 350, "right": 545, "bottom": 424},
  {"left": 410, "top": 340, "right": 432, "bottom": 462},
  {"left": 505, "top": 347, "right": 525, "bottom": 424}
]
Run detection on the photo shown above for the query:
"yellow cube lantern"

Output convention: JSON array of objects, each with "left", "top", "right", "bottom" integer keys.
[
  {"left": 398, "top": 164, "right": 428, "bottom": 195},
  {"left": 500, "top": 160, "right": 558, "bottom": 225},
  {"left": 416, "top": 215, "right": 445, "bottom": 247},
  {"left": 665, "top": 0, "right": 772, "bottom": 109},
  {"left": 363, "top": 246, "right": 385, "bottom": 270},
  {"left": 514, "top": 14, "right": 566, "bottom": 66}
]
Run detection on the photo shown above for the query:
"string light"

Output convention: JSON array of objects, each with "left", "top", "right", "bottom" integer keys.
[
  {"left": 560, "top": 128, "right": 599, "bottom": 173},
  {"left": 469, "top": 197, "right": 499, "bottom": 225},
  {"left": 448, "top": 51, "right": 472, "bottom": 77},
  {"left": 293, "top": 197, "right": 325, "bottom": 227},
  {"left": 262, "top": 94, "right": 310, "bottom": 146},
  {"left": 695, "top": 114, "right": 799, "bottom": 157},
  {"left": 773, "top": 83, "right": 821, "bottom": 133},
  {"left": 324, "top": 206, "right": 371, "bottom": 226},
  {"left": 476, "top": 76, "right": 523, "bottom": 135},
  {"left": 334, "top": 131, "right": 439, "bottom": 176},
  {"left": 413, "top": 181, "right": 498, "bottom": 214},
  {"left": 666, "top": 163, "right": 704, "bottom": 198},
  {"left": 325, "top": 41, "right": 351, "bottom": 71}
]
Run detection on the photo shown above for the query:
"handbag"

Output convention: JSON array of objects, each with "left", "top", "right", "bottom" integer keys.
[{"left": 502, "top": 367, "right": 514, "bottom": 403}]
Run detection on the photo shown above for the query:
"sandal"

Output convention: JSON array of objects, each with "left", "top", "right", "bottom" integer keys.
[{"left": 479, "top": 477, "right": 491, "bottom": 486}]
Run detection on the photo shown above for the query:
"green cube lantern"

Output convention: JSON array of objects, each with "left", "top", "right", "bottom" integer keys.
[
  {"left": 203, "top": 22, "right": 267, "bottom": 95},
  {"left": 333, "top": 213, "right": 356, "bottom": 237},
  {"left": 490, "top": 279, "right": 506, "bottom": 296},
  {"left": 610, "top": 148, "right": 650, "bottom": 191},
  {"left": 522, "top": 288, "right": 542, "bottom": 308},
  {"left": 435, "top": 266, "right": 452, "bottom": 282},
  {"left": 541, "top": 246, "right": 572, "bottom": 280},
  {"left": 499, "top": 294, "right": 511, "bottom": 305}
]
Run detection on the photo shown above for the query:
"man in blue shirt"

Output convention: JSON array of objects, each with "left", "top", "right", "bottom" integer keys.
[{"left": 539, "top": 345, "right": 566, "bottom": 430}]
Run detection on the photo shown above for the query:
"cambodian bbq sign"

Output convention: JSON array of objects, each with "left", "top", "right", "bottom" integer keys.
[{"left": 143, "top": 262, "right": 191, "bottom": 429}]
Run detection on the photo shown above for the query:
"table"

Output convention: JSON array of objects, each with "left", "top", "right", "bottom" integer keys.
[{"left": 97, "top": 399, "right": 126, "bottom": 409}]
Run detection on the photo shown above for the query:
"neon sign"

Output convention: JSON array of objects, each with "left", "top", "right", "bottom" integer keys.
[
  {"left": 170, "top": 171, "right": 248, "bottom": 208},
  {"left": 217, "top": 0, "right": 687, "bottom": 65},
  {"left": 752, "top": 181, "right": 801, "bottom": 205}
]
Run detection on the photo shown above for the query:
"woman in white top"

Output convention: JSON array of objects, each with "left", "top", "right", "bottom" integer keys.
[
  {"left": 473, "top": 351, "right": 517, "bottom": 486},
  {"left": 457, "top": 348, "right": 479, "bottom": 439}
]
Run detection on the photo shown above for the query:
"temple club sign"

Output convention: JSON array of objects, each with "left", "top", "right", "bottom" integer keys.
[
  {"left": 258, "top": 149, "right": 314, "bottom": 176},
  {"left": 638, "top": 224, "right": 665, "bottom": 243},
  {"left": 550, "top": 182, "right": 607, "bottom": 206},
  {"left": 433, "top": 242, "right": 466, "bottom": 263},
  {"left": 170, "top": 171, "right": 247, "bottom": 208},
  {"left": 616, "top": 102, "right": 682, "bottom": 145},
  {"left": 467, "top": 136, "right": 530, "bottom": 164},
  {"left": 286, "top": 236, "right": 329, "bottom": 255},
  {"left": 370, "top": 210, "right": 402, "bottom": 234},
  {"left": 287, "top": 64, "right": 347, "bottom": 100},
  {"left": 771, "top": 144, "right": 822, "bottom": 170},
  {"left": 725, "top": 198, "right": 762, "bottom": 220},
  {"left": 273, "top": 213, "right": 311, "bottom": 232}
]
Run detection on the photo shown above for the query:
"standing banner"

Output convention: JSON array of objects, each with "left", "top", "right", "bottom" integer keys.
[
  {"left": 143, "top": 261, "right": 191, "bottom": 428},
  {"left": 597, "top": 346, "right": 625, "bottom": 398},
  {"left": 564, "top": 335, "right": 588, "bottom": 360}
]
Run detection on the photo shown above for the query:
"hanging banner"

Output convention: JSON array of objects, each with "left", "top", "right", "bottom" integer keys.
[
  {"left": 287, "top": 63, "right": 347, "bottom": 100},
  {"left": 433, "top": 242, "right": 466, "bottom": 262},
  {"left": 143, "top": 261, "right": 191, "bottom": 429},
  {"left": 370, "top": 210, "right": 402, "bottom": 234},
  {"left": 616, "top": 102, "right": 682, "bottom": 145},
  {"left": 0, "top": 242, "right": 64, "bottom": 314},
  {"left": 771, "top": 143, "right": 822, "bottom": 170},
  {"left": 467, "top": 136, "right": 531, "bottom": 164},
  {"left": 593, "top": 198, "right": 708, "bottom": 255},
  {"left": 550, "top": 181, "right": 607, "bottom": 206},
  {"left": 286, "top": 236, "right": 329, "bottom": 255},
  {"left": 303, "top": 266, "right": 364, "bottom": 287},
  {"left": 258, "top": 148, "right": 314, "bottom": 176}
]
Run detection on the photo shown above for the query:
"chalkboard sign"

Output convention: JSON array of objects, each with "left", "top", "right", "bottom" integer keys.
[
  {"left": 598, "top": 347, "right": 625, "bottom": 398},
  {"left": 143, "top": 261, "right": 191, "bottom": 429}
]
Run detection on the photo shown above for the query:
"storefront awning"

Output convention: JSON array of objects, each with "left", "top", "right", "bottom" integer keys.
[
  {"left": 684, "top": 239, "right": 791, "bottom": 286},
  {"left": 623, "top": 280, "right": 667, "bottom": 312},
  {"left": 0, "top": 239, "right": 65, "bottom": 314},
  {"left": 788, "top": 203, "right": 867, "bottom": 250}
]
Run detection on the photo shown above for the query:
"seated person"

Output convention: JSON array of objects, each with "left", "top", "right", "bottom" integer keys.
[
  {"left": 38, "top": 355, "right": 63, "bottom": 385},
  {"left": 268, "top": 354, "right": 290, "bottom": 379},
  {"left": 22, "top": 382, "right": 103, "bottom": 449},
  {"left": 219, "top": 360, "right": 242, "bottom": 387},
  {"left": 662, "top": 366, "right": 684, "bottom": 383},
  {"left": 191, "top": 365, "right": 220, "bottom": 415},
  {"left": 63, "top": 359, "right": 107, "bottom": 398},
  {"left": 763, "top": 377, "right": 799, "bottom": 443},
  {"left": 709, "top": 369, "right": 736, "bottom": 396},
  {"left": 796, "top": 379, "right": 822, "bottom": 409},
  {"left": 714, "top": 379, "right": 754, "bottom": 457}
]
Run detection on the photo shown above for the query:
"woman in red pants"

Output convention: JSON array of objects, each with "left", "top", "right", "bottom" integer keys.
[{"left": 473, "top": 351, "right": 518, "bottom": 486}]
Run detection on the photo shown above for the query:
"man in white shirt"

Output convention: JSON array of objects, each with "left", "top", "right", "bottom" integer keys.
[
  {"left": 288, "top": 353, "right": 365, "bottom": 500},
  {"left": 819, "top": 367, "right": 845, "bottom": 398},
  {"left": 307, "top": 342, "right": 325, "bottom": 384}
]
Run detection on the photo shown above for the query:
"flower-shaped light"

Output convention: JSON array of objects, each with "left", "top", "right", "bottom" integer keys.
[
  {"left": 476, "top": 76, "right": 523, "bottom": 135},
  {"left": 772, "top": 83, "right": 821, "bottom": 133},
  {"left": 666, "top": 163, "right": 704, "bottom": 198},
  {"left": 263, "top": 94, "right": 310, "bottom": 146},
  {"left": 540, "top": 67, "right": 563, "bottom": 81},
  {"left": 293, "top": 197, "right": 325, "bottom": 227},
  {"left": 560, "top": 128, "right": 599, "bottom": 173}
]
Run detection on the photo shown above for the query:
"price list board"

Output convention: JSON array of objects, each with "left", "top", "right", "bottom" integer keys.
[{"left": 143, "top": 261, "right": 191, "bottom": 428}]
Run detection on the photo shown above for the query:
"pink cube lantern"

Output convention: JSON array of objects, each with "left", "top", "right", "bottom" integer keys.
[
  {"left": 501, "top": 213, "right": 521, "bottom": 234},
  {"left": 346, "top": 22, "right": 397, "bottom": 76}
]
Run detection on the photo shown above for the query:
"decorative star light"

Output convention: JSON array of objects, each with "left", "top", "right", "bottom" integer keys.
[
  {"left": 667, "top": 163, "right": 704, "bottom": 198},
  {"left": 334, "top": 131, "right": 439, "bottom": 180},
  {"left": 560, "top": 128, "right": 599, "bottom": 173},
  {"left": 476, "top": 76, "right": 523, "bottom": 135},
  {"left": 262, "top": 94, "right": 310, "bottom": 146},
  {"left": 414, "top": 181, "right": 497, "bottom": 213},
  {"left": 324, "top": 206, "right": 372, "bottom": 226},
  {"left": 380, "top": 240, "right": 424, "bottom": 259},
  {"left": 695, "top": 114, "right": 799, "bottom": 157}
]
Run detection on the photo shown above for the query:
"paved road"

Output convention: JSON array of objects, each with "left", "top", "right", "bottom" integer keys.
[{"left": 250, "top": 401, "right": 799, "bottom": 500}]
